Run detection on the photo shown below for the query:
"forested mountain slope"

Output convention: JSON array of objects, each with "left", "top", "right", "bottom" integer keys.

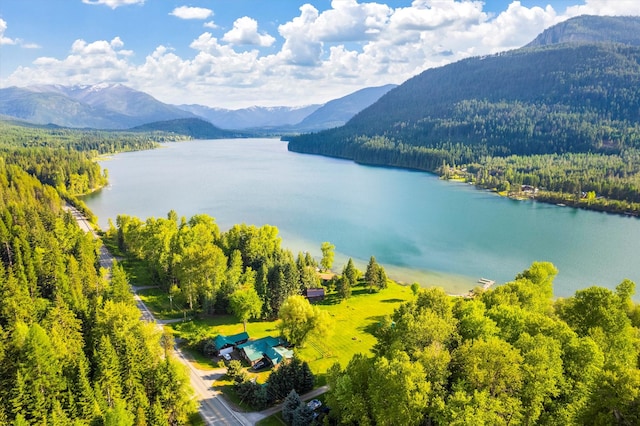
[
  {"left": 287, "top": 16, "right": 640, "bottom": 214},
  {"left": 130, "top": 117, "right": 248, "bottom": 139},
  {"left": 291, "top": 84, "right": 397, "bottom": 132},
  {"left": 527, "top": 15, "right": 640, "bottom": 47}
]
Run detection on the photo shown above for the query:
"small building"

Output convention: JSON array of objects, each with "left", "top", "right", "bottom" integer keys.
[
  {"left": 304, "top": 287, "right": 325, "bottom": 302},
  {"left": 237, "top": 336, "right": 293, "bottom": 369},
  {"left": 318, "top": 272, "right": 336, "bottom": 283},
  {"left": 212, "top": 331, "right": 250, "bottom": 356}
]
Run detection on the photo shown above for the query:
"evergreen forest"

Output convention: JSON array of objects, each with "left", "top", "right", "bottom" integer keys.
[{"left": 0, "top": 121, "right": 197, "bottom": 424}]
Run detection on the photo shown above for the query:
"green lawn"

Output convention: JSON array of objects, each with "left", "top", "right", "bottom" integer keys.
[
  {"left": 298, "top": 284, "right": 413, "bottom": 372},
  {"left": 164, "top": 283, "right": 412, "bottom": 375},
  {"left": 137, "top": 287, "right": 187, "bottom": 320}
]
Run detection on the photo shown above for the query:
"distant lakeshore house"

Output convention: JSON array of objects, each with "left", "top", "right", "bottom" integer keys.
[
  {"left": 211, "top": 331, "right": 249, "bottom": 356},
  {"left": 304, "top": 287, "right": 325, "bottom": 302},
  {"left": 318, "top": 272, "right": 336, "bottom": 283},
  {"left": 237, "top": 336, "right": 293, "bottom": 369}
]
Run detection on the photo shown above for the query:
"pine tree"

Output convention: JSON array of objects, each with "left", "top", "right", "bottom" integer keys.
[
  {"left": 282, "top": 390, "right": 303, "bottom": 426},
  {"left": 94, "top": 335, "right": 122, "bottom": 409}
]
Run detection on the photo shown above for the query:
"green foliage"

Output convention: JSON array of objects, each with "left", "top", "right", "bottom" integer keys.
[
  {"left": 226, "top": 360, "right": 247, "bottom": 384},
  {"left": 0, "top": 147, "right": 197, "bottom": 424},
  {"left": 364, "top": 256, "right": 387, "bottom": 292},
  {"left": 130, "top": 118, "right": 242, "bottom": 139},
  {"left": 328, "top": 262, "right": 640, "bottom": 425},
  {"left": 229, "top": 285, "right": 263, "bottom": 332},
  {"left": 265, "top": 358, "right": 315, "bottom": 404},
  {"left": 281, "top": 390, "right": 302, "bottom": 426},
  {"left": 320, "top": 242, "right": 335, "bottom": 272},
  {"left": 278, "top": 295, "right": 332, "bottom": 347}
]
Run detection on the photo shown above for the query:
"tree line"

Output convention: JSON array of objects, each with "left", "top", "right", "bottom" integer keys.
[{"left": 112, "top": 212, "right": 341, "bottom": 320}]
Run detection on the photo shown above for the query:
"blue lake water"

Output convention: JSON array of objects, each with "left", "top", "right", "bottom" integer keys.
[{"left": 83, "top": 138, "right": 640, "bottom": 298}]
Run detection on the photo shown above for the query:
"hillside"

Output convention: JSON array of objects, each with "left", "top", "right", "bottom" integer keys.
[
  {"left": 177, "top": 104, "right": 321, "bottom": 130},
  {"left": 290, "top": 84, "right": 397, "bottom": 132},
  {"left": 129, "top": 118, "right": 246, "bottom": 139},
  {"left": 178, "top": 84, "right": 396, "bottom": 132},
  {"left": 0, "top": 84, "right": 195, "bottom": 129},
  {"left": 287, "top": 16, "right": 640, "bottom": 212},
  {"left": 527, "top": 15, "right": 640, "bottom": 47}
]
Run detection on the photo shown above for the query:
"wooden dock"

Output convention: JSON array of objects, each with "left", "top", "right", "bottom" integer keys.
[{"left": 478, "top": 278, "right": 495, "bottom": 290}]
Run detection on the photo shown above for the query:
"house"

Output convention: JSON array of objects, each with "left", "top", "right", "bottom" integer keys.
[
  {"left": 211, "top": 331, "right": 249, "bottom": 356},
  {"left": 318, "top": 272, "right": 336, "bottom": 283},
  {"left": 237, "top": 336, "right": 294, "bottom": 369},
  {"left": 304, "top": 287, "right": 325, "bottom": 302}
]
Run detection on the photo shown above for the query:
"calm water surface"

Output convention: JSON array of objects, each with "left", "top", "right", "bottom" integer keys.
[{"left": 84, "top": 138, "right": 640, "bottom": 297}]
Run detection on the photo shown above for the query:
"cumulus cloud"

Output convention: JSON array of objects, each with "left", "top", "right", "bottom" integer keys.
[
  {"left": 1, "top": 18, "right": 41, "bottom": 48},
  {"left": 0, "top": 18, "right": 15, "bottom": 45},
  {"left": 565, "top": 0, "right": 640, "bottom": 16},
  {"left": 278, "top": 4, "right": 323, "bottom": 66},
  {"left": 12, "top": 37, "right": 131, "bottom": 86},
  {"left": 7, "top": 1, "right": 640, "bottom": 108},
  {"left": 82, "top": 0, "right": 144, "bottom": 9},
  {"left": 223, "top": 17, "right": 276, "bottom": 46},
  {"left": 310, "top": 0, "right": 393, "bottom": 42},
  {"left": 170, "top": 6, "right": 213, "bottom": 20}
]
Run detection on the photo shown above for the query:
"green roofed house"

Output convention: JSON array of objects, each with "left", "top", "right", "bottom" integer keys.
[
  {"left": 212, "top": 332, "right": 249, "bottom": 356},
  {"left": 237, "top": 336, "right": 294, "bottom": 369}
]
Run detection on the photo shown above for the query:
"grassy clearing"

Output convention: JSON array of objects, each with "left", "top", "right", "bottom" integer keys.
[
  {"left": 137, "top": 287, "right": 186, "bottom": 320},
  {"left": 164, "top": 282, "right": 412, "bottom": 375},
  {"left": 298, "top": 284, "right": 413, "bottom": 372}
]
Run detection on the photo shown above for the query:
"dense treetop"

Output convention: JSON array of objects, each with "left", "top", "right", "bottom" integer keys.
[
  {"left": 326, "top": 262, "right": 640, "bottom": 425},
  {"left": 0, "top": 146, "right": 197, "bottom": 424}
]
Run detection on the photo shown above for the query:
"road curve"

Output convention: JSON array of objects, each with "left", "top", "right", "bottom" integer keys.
[{"left": 66, "top": 205, "right": 250, "bottom": 426}]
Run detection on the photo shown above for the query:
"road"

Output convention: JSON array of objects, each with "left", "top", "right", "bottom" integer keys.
[{"left": 66, "top": 204, "right": 251, "bottom": 426}]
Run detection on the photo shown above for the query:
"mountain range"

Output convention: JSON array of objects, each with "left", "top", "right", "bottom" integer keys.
[
  {"left": 0, "top": 82, "right": 396, "bottom": 134},
  {"left": 0, "top": 84, "right": 195, "bottom": 129}
]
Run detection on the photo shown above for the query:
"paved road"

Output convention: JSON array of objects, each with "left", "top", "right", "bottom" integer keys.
[{"left": 67, "top": 205, "right": 250, "bottom": 426}]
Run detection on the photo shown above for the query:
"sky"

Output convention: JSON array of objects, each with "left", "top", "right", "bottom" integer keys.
[{"left": 1, "top": 1, "right": 640, "bottom": 109}]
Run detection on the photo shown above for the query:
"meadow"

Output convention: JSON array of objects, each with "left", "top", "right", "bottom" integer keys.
[{"left": 138, "top": 282, "right": 413, "bottom": 375}]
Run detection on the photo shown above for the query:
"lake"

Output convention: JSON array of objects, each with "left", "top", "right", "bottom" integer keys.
[{"left": 83, "top": 138, "right": 640, "bottom": 298}]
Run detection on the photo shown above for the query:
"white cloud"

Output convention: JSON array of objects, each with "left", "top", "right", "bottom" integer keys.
[
  {"left": 11, "top": 37, "right": 130, "bottom": 86},
  {"left": 170, "top": 6, "right": 213, "bottom": 20},
  {"left": 82, "top": 0, "right": 144, "bottom": 9},
  {"left": 310, "top": 0, "right": 393, "bottom": 42},
  {"left": 0, "top": 18, "right": 16, "bottom": 45},
  {"left": 6, "top": 1, "right": 640, "bottom": 108},
  {"left": 0, "top": 18, "right": 41, "bottom": 48},
  {"left": 565, "top": 0, "right": 640, "bottom": 16},
  {"left": 223, "top": 17, "right": 276, "bottom": 47},
  {"left": 278, "top": 4, "right": 323, "bottom": 66}
]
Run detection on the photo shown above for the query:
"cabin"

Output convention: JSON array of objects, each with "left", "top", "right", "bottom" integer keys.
[
  {"left": 237, "top": 336, "right": 294, "bottom": 369},
  {"left": 304, "top": 287, "right": 325, "bottom": 302},
  {"left": 318, "top": 272, "right": 336, "bottom": 281},
  {"left": 211, "top": 331, "right": 250, "bottom": 356}
]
